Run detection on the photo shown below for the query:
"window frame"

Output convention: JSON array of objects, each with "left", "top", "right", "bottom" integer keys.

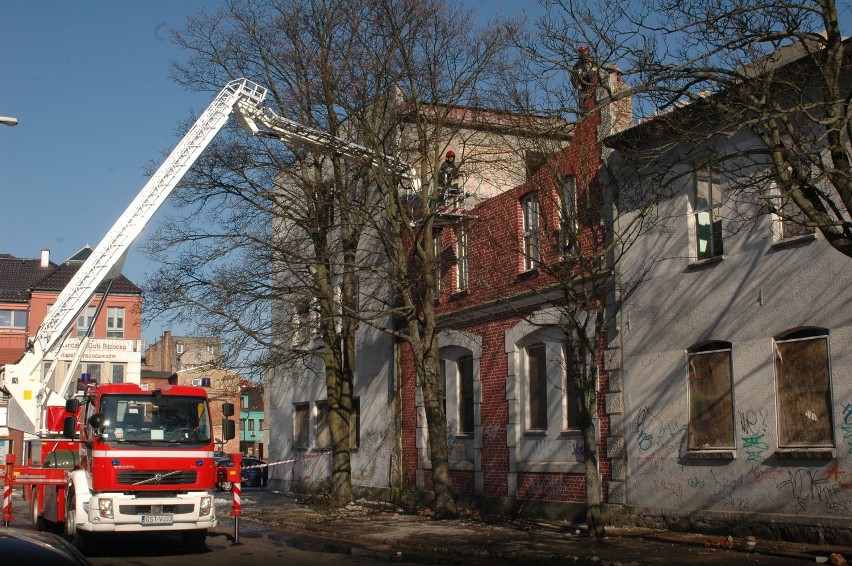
[
  {"left": 521, "top": 193, "right": 540, "bottom": 271},
  {"left": 293, "top": 402, "right": 310, "bottom": 450},
  {"left": 455, "top": 224, "right": 469, "bottom": 292},
  {"left": 0, "top": 309, "right": 28, "bottom": 329},
  {"left": 106, "top": 306, "right": 125, "bottom": 338},
  {"left": 76, "top": 305, "right": 96, "bottom": 337},
  {"left": 772, "top": 187, "right": 816, "bottom": 242},
  {"left": 111, "top": 364, "right": 125, "bottom": 384},
  {"left": 558, "top": 176, "right": 578, "bottom": 257},
  {"left": 562, "top": 344, "right": 581, "bottom": 431},
  {"left": 526, "top": 342, "right": 549, "bottom": 432},
  {"left": 774, "top": 329, "right": 834, "bottom": 448},
  {"left": 433, "top": 229, "right": 442, "bottom": 298},
  {"left": 693, "top": 167, "right": 725, "bottom": 260},
  {"left": 315, "top": 400, "right": 331, "bottom": 450},
  {"left": 686, "top": 342, "right": 735, "bottom": 451}
]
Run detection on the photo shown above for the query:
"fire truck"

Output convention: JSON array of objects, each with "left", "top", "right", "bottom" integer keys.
[{"left": 0, "top": 78, "right": 417, "bottom": 550}]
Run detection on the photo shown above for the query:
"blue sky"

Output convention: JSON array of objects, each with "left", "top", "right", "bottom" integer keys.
[
  {"left": 1, "top": 1, "right": 226, "bottom": 345},
  {"left": 0, "top": 1, "right": 530, "bottom": 346},
  {"left": 1, "top": 2, "right": 849, "bottom": 347}
]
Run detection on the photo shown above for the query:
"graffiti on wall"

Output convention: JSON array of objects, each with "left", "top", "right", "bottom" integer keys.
[{"left": 635, "top": 406, "right": 687, "bottom": 458}]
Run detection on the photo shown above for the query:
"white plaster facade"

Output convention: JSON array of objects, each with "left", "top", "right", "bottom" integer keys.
[{"left": 613, "top": 148, "right": 852, "bottom": 527}]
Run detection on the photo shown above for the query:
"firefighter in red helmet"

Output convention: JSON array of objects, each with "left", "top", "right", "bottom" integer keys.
[{"left": 439, "top": 149, "right": 460, "bottom": 196}]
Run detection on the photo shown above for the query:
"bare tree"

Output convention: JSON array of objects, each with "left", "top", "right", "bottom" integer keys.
[
  {"left": 534, "top": 0, "right": 852, "bottom": 257},
  {"left": 349, "top": 0, "right": 517, "bottom": 518},
  {"left": 144, "top": 0, "right": 395, "bottom": 505}
]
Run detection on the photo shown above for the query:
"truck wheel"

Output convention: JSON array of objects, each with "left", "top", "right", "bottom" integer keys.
[
  {"left": 64, "top": 494, "right": 88, "bottom": 552},
  {"left": 182, "top": 528, "right": 208, "bottom": 548},
  {"left": 219, "top": 481, "right": 232, "bottom": 492},
  {"left": 30, "top": 488, "right": 46, "bottom": 531}
]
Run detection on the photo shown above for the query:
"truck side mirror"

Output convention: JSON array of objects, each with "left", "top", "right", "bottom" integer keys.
[
  {"left": 63, "top": 416, "right": 77, "bottom": 439},
  {"left": 65, "top": 398, "right": 80, "bottom": 413},
  {"left": 222, "top": 402, "right": 234, "bottom": 417},
  {"left": 223, "top": 419, "right": 236, "bottom": 441}
]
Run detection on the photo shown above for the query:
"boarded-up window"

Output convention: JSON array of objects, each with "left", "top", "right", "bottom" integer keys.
[
  {"left": 315, "top": 401, "right": 330, "bottom": 450},
  {"left": 775, "top": 329, "right": 833, "bottom": 447},
  {"left": 687, "top": 343, "right": 734, "bottom": 449},
  {"left": 294, "top": 403, "right": 309, "bottom": 449},
  {"left": 527, "top": 343, "right": 548, "bottom": 431}
]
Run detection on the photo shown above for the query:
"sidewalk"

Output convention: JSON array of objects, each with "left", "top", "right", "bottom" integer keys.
[{"left": 237, "top": 490, "right": 852, "bottom": 565}]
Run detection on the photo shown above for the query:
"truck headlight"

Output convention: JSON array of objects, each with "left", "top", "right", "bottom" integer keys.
[
  {"left": 97, "top": 498, "right": 114, "bottom": 519},
  {"left": 200, "top": 496, "right": 212, "bottom": 517}
]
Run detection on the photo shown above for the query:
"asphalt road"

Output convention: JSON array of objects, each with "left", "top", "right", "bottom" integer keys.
[{"left": 8, "top": 488, "right": 419, "bottom": 566}]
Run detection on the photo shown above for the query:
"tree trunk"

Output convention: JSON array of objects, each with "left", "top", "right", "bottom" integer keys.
[
  {"left": 409, "top": 324, "right": 458, "bottom": 518},
  {"left": 568, "top": 322, "right": 606, "bottom": 538}
]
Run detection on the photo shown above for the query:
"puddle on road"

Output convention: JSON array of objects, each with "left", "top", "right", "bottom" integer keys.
[{"left": 265, "top": 530, "right": 395, "bottom": 560}]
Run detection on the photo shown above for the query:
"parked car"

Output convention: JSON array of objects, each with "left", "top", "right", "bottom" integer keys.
[
  {"left": 215, "top": 455, "right": 267, "bottom": 491},
  {"left": 0, "top": 528, "right": 91, "bottom": 565}
]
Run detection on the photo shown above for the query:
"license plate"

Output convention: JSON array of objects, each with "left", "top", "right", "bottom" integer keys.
[{"left": 141, "top": 515, "right": 173, "bottom": 525}]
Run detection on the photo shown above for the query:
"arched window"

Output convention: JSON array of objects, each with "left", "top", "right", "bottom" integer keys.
[{"left": 441, "top": 347, "right": 476, "bottom": 436}]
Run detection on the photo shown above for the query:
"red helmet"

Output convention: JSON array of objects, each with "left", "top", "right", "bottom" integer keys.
[{"left": 446, "top": 150, "right": 455, "bottom": 159}]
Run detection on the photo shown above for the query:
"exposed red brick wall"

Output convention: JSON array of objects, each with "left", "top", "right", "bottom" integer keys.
[{"left": 399, "top": 79, "right": 614, "bottom": 506}]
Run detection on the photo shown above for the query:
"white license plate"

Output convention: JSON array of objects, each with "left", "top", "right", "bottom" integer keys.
[{"left": 141, "top": 515, "right": 173, "bottom": 525}]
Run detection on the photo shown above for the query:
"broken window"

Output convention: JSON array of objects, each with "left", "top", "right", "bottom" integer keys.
[
  {"left": 558, "top": 176, "right": 578, "bottom": 256},
  {"left": 687, "top": 342, "right": 734, "bottom": 450},
  {"left": 563, "top": 345, "right": 580, "bottom": 431},
  {"left": 774, "top": 329, "right": 833, "bottom": 447},
  {"left": 522, "top": 193, "right": 540, "bottom": 271},
  {"left": 458, "top": 356, "right": 474, "bottom": 435},
  {"left": 693, "top": 167, "right": 724, "bottom": 260},
  {"left": 455, "top": 224, "right": 469, "bottom": 292},
  {"left": 774, "top": 190, "right": 815, "bottom": 241},
  {"left": 527, "top": 343, "right": 549, "bottom": 431}
]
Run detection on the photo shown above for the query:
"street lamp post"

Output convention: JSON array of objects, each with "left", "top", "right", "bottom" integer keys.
[{"left": 0, "top": 116, "right": 18, "bottom": 127}]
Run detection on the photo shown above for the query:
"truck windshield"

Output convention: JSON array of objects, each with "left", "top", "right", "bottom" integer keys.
[{"left": 99, "top": 394, "right": 211, "bottom": 445}]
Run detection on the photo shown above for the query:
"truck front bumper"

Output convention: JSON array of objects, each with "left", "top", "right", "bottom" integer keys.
[{"left": 78, "top": 492, "right": 217, "bottom": 533}]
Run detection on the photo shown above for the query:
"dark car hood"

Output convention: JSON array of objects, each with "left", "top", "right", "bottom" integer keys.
[{"left": 0, "top": 528, "right": 91, "bottom": 565}]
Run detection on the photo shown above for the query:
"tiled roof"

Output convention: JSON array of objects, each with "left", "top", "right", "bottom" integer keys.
[
  {"left": 0, "top": 254, "right": 55, "bottom": 303},
  {"left": 0, "top": 247, "right": 142, "bottom": 302},
  {"left": 31, "top": 262, "right": 142, "bottom": 295}
]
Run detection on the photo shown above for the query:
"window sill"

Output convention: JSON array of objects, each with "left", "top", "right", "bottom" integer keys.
[
  {"left": 683, "top": 449, "right": 736, "bottom": 460},
  {"left": 687, "top": 255, "right": 724, "bottom": 269},
  {"left": 771, "top": 233, "right": 817, "bottom": 249},
  {"left": 450, "top": 289, "right": 469, "bottom": 299},
  {"left": 774, "top": 447, "right": 835, "bottom": 460},
  {"left": 516, "top": 268, "right": 539, "bottom": 282},
  {"left": 523, "top": 430, "right": 548, "bottom": 437},
  {"left": 559, "top": 429, "right": 582, "bottom": 437}
]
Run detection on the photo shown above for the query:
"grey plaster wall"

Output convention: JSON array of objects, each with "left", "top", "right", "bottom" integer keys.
[{"left": 618, "top": 172, "right": 852, "bottom": 522}]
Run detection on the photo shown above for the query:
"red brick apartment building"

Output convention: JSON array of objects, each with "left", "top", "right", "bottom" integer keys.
[
  {"left": 0, "top": 247, "right": 142, "bottom": 460},
  {"left": 399, "top": 67, "right": 630, "bottom": 515}
]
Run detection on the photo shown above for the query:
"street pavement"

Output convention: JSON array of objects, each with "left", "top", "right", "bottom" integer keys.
[
  {"left": 237, "top": 489, "right": 852, "bottom": 565},
  {"left": 8, "top": 487, "right": 852, "bottom": 564}
]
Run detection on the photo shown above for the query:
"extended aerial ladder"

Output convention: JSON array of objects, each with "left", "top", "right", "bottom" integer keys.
[{"left": 0, "top": 78, "right": 422, "bottom": 438}]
